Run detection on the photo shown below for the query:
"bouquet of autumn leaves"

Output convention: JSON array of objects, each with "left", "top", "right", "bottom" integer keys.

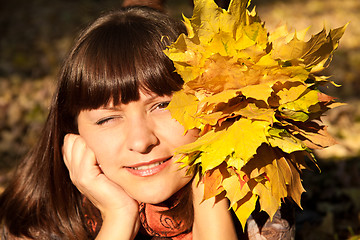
[{"left": 164, "top": 0, "right": 347, "bottom": 228}]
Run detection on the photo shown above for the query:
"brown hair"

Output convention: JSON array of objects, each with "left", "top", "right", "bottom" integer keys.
[{"left": 0, "top": 7, "right": 188, "bottom": 239}]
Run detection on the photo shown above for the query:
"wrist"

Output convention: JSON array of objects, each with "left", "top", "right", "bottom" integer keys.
[{"left": 96, "top": 210, "right": 140, "bottom": 240}]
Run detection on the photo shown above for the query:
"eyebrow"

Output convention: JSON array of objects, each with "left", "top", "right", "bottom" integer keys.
[
  {"left": 98, "top": 105, "right": 123, "bottom": 111},
  {"left": 98, "top": 95, "right": 168, "bottom": 111},
  {"left": 143, "top": 95, "right": 162, "bottom": 104}
]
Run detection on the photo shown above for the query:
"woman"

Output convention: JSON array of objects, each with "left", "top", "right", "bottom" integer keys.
[{"left": 0, "top": 7, "right": 238, "bottom": 239}]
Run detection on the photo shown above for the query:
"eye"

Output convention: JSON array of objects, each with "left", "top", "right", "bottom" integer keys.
[
  {"left": 96, "top": 117, "right": 112, "bottom": 125},
  {"left": 152, "top": 101, "right": 170, "bottom": 111},
  {"left": 96, "top": 115, "right": 122, "bottom": 125}
]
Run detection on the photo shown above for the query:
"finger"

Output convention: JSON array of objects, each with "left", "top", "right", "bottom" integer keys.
[
  {"left": 76, "top": 142, "right": 102, "bottom": 183},
  {"left": 63, "top": 134, "right": 90, "bottom": 184},
  {"left": 70, "top": 136, "right": 87, "bottom": 171},
  {"left": 62, "top": 133, "right": 80, "bottom": 169},
  {"left": 68, "top": 136, "right": 95, "bottom": 184}
]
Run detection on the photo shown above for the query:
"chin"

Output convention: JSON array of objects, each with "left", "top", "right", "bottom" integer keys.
[
  {"left": 125, "top": 174, "right": 193, "bottom": 204},
  {"left": 129, "top": 182, "right": 188, "bottom": 204},
  {"left": 134, "top": 189, "right": 175, "bottom": 204}
]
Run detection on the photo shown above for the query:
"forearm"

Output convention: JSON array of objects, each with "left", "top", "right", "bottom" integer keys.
[
  {"left": 96, "top": 212, "right": 140, "bottom": 240},
  {"left": 192, "top": 181, "right": 238, "bottom": 240}
]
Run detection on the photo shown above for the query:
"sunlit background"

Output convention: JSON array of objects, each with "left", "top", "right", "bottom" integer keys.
[{"left": 1, "top": 0, "right": 359, "bottom": 239}]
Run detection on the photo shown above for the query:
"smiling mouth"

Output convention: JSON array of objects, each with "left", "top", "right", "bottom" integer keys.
[
  {"left": 125, "top": 156, "right": 172, "bottom": 177},
  {"left": 130, "top": 160, "right": 166, "bottom": 170}
]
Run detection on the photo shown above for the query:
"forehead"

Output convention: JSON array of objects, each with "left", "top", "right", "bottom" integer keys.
[{"left": 100, "top": 91, "right": 171, "bottom": 108}]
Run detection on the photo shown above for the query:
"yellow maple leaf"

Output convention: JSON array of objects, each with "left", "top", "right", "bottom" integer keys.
[
  {"left": 233, "top": 192, "right": 258, "bottom": 229},
  {"left": 276, "top": 83, "right": 308, "bottom": 105},
  {"left": 286, "top": 160, "right": 306, "bottom": 207},
  {"left": 165, "top": 0, "right": 346, "bottom": 228},
  {"left": 222, "top": 174, "right": 251, "bottom": 208},
  {"left": 253, "top": 181, "right": 280, "bottom": 220},
  {"left": 167, "top": 91, "right": 202, "bottom": 131},
  {"left": 202, "top": 164, "right": 227, "bottom": 200},
  {"left": 267, "top": 127, "right": 307, "bottom": 153}
]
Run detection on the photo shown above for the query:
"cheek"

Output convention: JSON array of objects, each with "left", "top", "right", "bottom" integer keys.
[
  {"left": 172, "top": 164, "right": 194, "bottom": 193},
  {"left": 184, "top": 128, "right": 200, "bottom": 142},
  {"left": 161, "top": 118, "right": 199, "bottom": 146},
  {"left": 94, "top": 142, "right": 120, "bottom": 166},
  {"left": 79, "top": 131, "right": 122, "bottom": 166},
  {"left": 174, "top": 128, "right": 200, "bottom": 148}
]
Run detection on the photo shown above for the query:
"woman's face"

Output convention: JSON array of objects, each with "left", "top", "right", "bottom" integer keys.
[{"left": 77, "top": 91, "right": 198, "bottom": 204}]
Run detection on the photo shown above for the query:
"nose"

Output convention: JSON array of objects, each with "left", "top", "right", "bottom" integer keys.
[{"left": 126, "top": 114, "right": 159, "bottom": 154}]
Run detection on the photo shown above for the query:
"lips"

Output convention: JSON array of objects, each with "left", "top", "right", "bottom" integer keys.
[{"left": 125, "top": 156, "right": 172, "bottom": 177}]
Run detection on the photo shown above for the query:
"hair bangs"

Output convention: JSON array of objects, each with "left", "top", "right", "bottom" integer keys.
[
  {"left": 60, "top": 10, "right": 185, "bottom": 119},
  {"left": 66, "top": 23, "right": 142, "bottom": 113}
]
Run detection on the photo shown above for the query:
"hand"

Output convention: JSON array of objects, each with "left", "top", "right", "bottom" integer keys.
[
  {"left": 192, "top": 174, "right": 238, "bottom": 240},
  {"left": 63, "top": 134, "right": 140, "bottom": 239}
]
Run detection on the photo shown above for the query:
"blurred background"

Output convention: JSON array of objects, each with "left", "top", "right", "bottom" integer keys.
[{"left": 0, "top": 0, "right": 359, "bottom": 239}]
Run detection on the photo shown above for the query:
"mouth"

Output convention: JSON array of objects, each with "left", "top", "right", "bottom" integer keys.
[{"left": 125, "top": 156, "right": 172, "bottom": 177}]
